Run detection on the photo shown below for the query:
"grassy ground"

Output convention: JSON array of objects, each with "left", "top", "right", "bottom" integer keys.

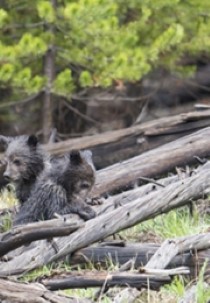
[{"left": 1, "top": 187, "right": 210, "bottom": 302}]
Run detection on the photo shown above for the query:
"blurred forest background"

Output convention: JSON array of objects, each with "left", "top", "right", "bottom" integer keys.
[{"left": 0, "top": 0, "right": 210, "bottom": 143}]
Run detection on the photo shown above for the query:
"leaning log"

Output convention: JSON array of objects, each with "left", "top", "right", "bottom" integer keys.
[
  {"left": 1, "top": 165, "right": 210, "bottom": 275},
  {"left": 144, "top": 233, "right": 210, "bottom": 271},
  {"left": 46, "top": 111, "right": 210, "bottom": 169}
]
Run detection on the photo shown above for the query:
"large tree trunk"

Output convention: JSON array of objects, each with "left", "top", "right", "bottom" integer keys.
[{"left": 42, "top": 0, "right": 56, "bottom": 143}]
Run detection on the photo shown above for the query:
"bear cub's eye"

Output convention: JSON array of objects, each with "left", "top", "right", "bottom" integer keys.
[{"left": 13, "top": 159, "right": 21, "bottom": 166}]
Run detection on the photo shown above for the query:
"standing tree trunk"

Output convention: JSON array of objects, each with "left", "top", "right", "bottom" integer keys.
[{"left": 42, "top": 0, "right": 56, "bottom": 143}]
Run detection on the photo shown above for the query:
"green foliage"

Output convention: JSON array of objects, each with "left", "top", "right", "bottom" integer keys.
[
  {"left": 53, "top": 69, "right": 75, "bottom": 96},
  {"left": 37, "top": 1, "right": 55, "bottom": 23},
  {"left": 79, "top": 71, "right": 93, "bottom": 87}
]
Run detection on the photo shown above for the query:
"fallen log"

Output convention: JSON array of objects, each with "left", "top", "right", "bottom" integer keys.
[
  {"left": 46, "top": 111, "right": 210, "bottom": 169},
  {"left": 92, "top": 127, "right": 210, "bottom": 197},
  {"left": 70, "top": 243, "right": 161, "bottom": 268},
  {"left": 69, "top": 243, "right": 210, "bottom": 280},
  {"left": 0, "top": 278, "right": 91, "bottom": 303},
  {"left": 0, "top": 218, "right": 81, "bottom": 257},
  {"left": 1, "top": 164, "right": 210, "bottom": 275},
  {"left": 96, "top": 170, "right": 191, "bottom": 216},
  {"left": 69, "top": 243, "right": 192, "bottom": 270},
  {"left": 41, "top": 270, "right": 171, "bottom": 291}
]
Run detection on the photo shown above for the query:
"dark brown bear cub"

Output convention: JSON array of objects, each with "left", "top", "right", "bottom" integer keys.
[
  {"left": 0, "top": 134, "right": 46, "bottom": 204},
  {"left": 13, "top": 149, "right": 96, "bottom": 225}
]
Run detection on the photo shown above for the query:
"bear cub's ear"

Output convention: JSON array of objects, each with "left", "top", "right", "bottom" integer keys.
[
  {"left": 70, "top": 149, "right": 82, "bottom": 165},
  {"left": 27, "top": 135, "right": 38, "bottom": 148},
  {"left": 0, "top": 135, "right": 11, "bottom": 150}
]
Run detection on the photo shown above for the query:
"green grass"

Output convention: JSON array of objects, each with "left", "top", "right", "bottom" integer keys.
[
  {"left": 162, "top": 262, "right": 210, "bottom": 303},
  {"left": 120, "top": 204, "right": 210, "bottom": 242},
  {"left": 195, "top": 262, "right": 210, "bottom": 303},
  {"left": 20, "top": 264, "right": 55, "bottom": 282}
]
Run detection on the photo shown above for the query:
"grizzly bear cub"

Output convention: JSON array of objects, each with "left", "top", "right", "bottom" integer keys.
[
  {"left": 13, "top": 149, "right": 96, "bottom": 225},
  {"left": 0, "top": 134, "right": 46, "bottom": 204}
]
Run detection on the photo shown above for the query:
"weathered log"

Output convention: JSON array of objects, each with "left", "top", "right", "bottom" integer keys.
[
  {"left": 0, "top": 165, "right": 209, "bottom": 275},
  {"left": 69, "top": 243, "right": 192, "bottom": 270},
  {"left": 45, "top": 111, "right": 210, "bottom": 169},
  {"left": 69, "top": 243, "right": 210, "bottom": 280},
  {"left": 96, "top": 160, "right": 210, "bottom": 216},
  {"left": 0, "top": 218, "right": 81, "bottom": 257},
  {"left": 70, "top": 243, "right": 160, "bottom": 268},
  {"left": 92, "top": 127, "right": 210, "bottom": 197},
  {"left": 41, "top": 270, "right": 171, "bottom": 291},
  {"left": 96, "top": 171, "right": 191, "bottom": 216},
  {"left": 0, "top": 278, "right": 91, "bottom": 303},
  {"left": 144, "top": 232, "right": 210, "bottom": 270}
]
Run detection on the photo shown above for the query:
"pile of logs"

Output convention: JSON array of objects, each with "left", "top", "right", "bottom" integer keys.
[{"left": 1, "top": 110, "right": 210, "bottom": 302}]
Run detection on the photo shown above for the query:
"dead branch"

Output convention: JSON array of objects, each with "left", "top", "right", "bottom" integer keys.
[
  {"left": 139, "top": 267, "right": 190, "bottom": 276},
  {"left": 0, "top": 92, "right": 42, "bottom": 110}
]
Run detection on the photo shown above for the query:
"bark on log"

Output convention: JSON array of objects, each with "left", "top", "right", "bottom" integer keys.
[
  {"left": 0, "top": 218, "right": 81, "bottom": 257},
  {"left": 41, "top": 270, "right": 171, "bottom": 291},
  {"left": 92, "top": 127, "right": 210, "bottom": 197},
  {"left": 1, "top": 166, "right": 210, "bottom": 275},
  {"left": 45, "top": 111, "right": 210, "bottom": 169},
  {"left": 96, "top": 171, "right": 191, "bottom": 216},
  {"left": 0, "top": 278, "right": 91, "bottom": 303}
]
